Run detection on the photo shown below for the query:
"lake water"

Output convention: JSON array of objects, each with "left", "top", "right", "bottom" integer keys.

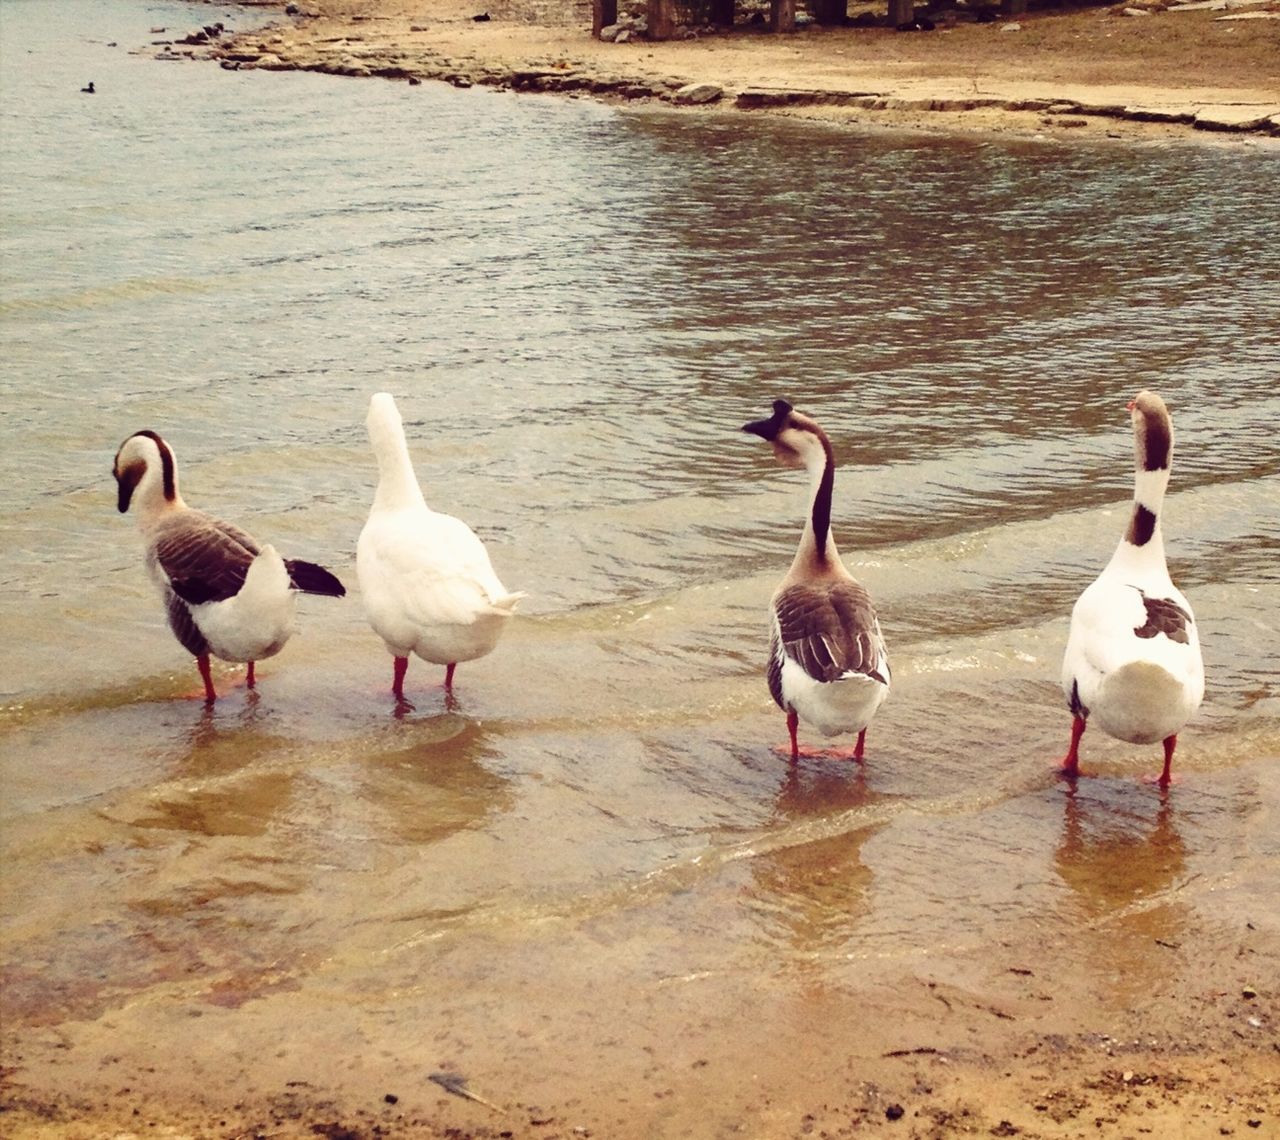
[{"left": 1, "top": 0, "right": 1278, "bottom": 1131}]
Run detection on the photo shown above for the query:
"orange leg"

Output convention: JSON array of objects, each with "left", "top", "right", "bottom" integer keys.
[
  {"left": 1060, "top": 716, "right": 1086, "bottom": 778},
  {"left": 196, "top": 654, "right": 217, "bottom": 705},
  {"left": 392, "top": 656, "right": 410, "bottom": 700},
  {"left": 246, "top": 661, "right": 256, "bottom": 690},
  {"left": 444, "top": 662, "right": 457, "bottom": 691},
  {"left": 1158, "top": 734, "right": 1177, "bottom": 788}
]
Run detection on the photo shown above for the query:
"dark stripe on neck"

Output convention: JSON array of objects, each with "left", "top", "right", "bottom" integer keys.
[
  {"left": 1126, "top": 504, "right": 1157, "bottom": 546},
  {"left": 811, "top": 440, "right": 834, "bottom": 562},
  {"left": 1141, "top": 414, "right": 1171, "bottom": 472},
  {"left": 136, "top": 430, "right": 177, "bottom": 500}
]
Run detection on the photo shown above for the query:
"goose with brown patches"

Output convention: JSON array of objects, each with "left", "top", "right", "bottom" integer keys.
[
  {"left": 112, "top": 431, "right": 346, "bottom": 703},
  {"left": 743, "top": 400, "right": 890, "bottom": 762},
  {"left": 357, "top": 393, "right": 524, "bottom": 705},
  {"left": 1060, "top": 391, "right": 1204, "bottom": 786}
]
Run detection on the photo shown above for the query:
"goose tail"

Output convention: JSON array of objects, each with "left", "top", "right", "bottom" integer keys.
[
  {"left": 488, "top": 590, "right": 526, "bottom": 613},
  {"left": 286, "top": 558, "right": 347, "bottom": 598}
]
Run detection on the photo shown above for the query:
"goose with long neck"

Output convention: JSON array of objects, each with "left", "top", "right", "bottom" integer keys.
[
  {"left": 112, "top": 430, "right": 346, "bottom": 703},
  {"left": 743, "top": 399, "right": 890, "bottom": 762},
  {"left": 1060, "top": 390, "right": 1204, "bottom": 786},
  {"left": 357, "top": 392, "right": 524, "bottom": 705}
]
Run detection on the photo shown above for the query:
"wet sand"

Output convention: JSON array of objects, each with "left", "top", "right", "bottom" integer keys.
[{"left": 4, "top": 781, "right": 1279, "bottom": 1140}]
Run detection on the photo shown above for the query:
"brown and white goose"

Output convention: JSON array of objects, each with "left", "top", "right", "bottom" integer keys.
[
  {"left": 113, "top": 430, "right": 346, "bottom": 703},
  {"left": 743, "top": 399, "right": 891, "bottom": 762},
  {"left": 1060, "top": 391, "right": 1204, "bottom": 785}
]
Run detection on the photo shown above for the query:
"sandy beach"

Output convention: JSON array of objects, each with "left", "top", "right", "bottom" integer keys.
[
  {"left": 165, "top": 0, "right": 1280, "bottom": 142},
  {"left": 2, "top": 2, "right": 1279, "bottom": 1138}
]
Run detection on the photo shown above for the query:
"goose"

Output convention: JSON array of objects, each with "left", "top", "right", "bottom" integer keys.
[
  {"left": 112, "top": 430, "right": 346, "bottom": 703},
  {"left": 1060, "top": 391, "right": 1204, "bottom": 786},
  {"left": 356, "top": 393, "right": 523, "bottom": 703},
  {"left": 743, "top": 399, "right": 890, "bottom": 762}
]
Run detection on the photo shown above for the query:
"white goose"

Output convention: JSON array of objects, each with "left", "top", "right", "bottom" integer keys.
[
  {"left": 1060, "top": 390, "right": 1204, "bottom": 786},
  {"left": 743, "top": 399, "right": 891, "bottom": 762},
  {"left": 113, "top": 430, "right": 346, "bottom": 703},
  {"left": 357, "top": 393, "right": 523, "bottom": 703}
]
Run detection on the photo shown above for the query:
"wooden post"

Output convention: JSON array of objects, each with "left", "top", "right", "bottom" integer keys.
[
  {"left": 887, "top": 0, "right": 913, "bottom": 24},
  {"left": 709, "top": 0, "right": 735, "bottom": 26},
  {"left": 648, "top": 0, "right": 678, "bottom": 39},
  {"left": 592, "top": 0, "right": 618, "bottom": 36},
  {"left": 812, "top": 0, "right": 847, "bottom": 23},
  {"left": 771, "top": 0, "right": 796, "bottom": 32}
]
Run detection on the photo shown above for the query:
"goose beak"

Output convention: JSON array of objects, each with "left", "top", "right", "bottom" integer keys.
[
  {"left": 743, "top": 399, "right": 794, "bottom": 441},
  {"left": 114, "top": 463, "right": 141, "bottom": 513}
]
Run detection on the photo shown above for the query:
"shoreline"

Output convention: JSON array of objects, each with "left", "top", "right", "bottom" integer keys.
[{"left": 148, "top": 0, "right": 1280, "bottom": 144}]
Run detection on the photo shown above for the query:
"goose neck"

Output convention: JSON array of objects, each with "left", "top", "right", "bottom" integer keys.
[
  {"left": 792, "top": 440, "right": 837, "bottom": 571},
  {"left": 369, "top": 422, "right": 427, "bottom": 511}
]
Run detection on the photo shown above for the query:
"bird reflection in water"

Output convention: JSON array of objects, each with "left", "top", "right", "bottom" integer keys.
[
  {"left": 1055, "top": 784, "right": 1188, "bottom": 1004},
  {"left": 745, "top": 762, "right": 880, "bottom": 979}
]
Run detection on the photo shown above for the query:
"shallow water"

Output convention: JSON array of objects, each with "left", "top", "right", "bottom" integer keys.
[{"left": 1, "top": 0, "right": 1279, "bottom": 1119}]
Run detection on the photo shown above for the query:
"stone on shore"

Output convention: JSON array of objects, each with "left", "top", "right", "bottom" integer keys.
[
  {"left": 673, "top": 82, "right": 723, "bottom": 105},
  {"left": 1193, "top": 105, "right": 1279, "bottom": 131},
  {"left": 1124, "top": 103, "right": 1197, "bottom": 122}
]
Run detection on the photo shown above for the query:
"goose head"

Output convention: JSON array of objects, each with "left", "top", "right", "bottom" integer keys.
[
  {"left": 113, "top": 430, "right": 180, "bottom": 516},
  {"left": 1128, "top": 390, "right": 1173, "bottom": 474},
  {"left": 367, "top": 391, "right": 403, "bottom": 445},
  {"left": 743, "top": 399, "right": 829, "bottom": 471}
]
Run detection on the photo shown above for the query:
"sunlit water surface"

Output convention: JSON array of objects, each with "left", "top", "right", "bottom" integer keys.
[{"left": 2, "top": 0, "right": 1279, "bottom": 1115}]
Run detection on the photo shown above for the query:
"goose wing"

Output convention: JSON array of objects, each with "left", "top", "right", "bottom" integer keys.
[
  {"left": 359, "top": 508, "right": 510, "bottom": 628},
  {"left": 1064, "top": 575, "right": 1202, "bottom": 703},
  {"left": 150, "top": 511, "right": 259, "bottom": 606},
  {"left": 773, "top": 579, "right": 889, "bottom": 685}
]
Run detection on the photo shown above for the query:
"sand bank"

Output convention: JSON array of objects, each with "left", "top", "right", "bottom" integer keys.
[{"left": 152, "top": 0, "right": 1280, "bottom": 142}]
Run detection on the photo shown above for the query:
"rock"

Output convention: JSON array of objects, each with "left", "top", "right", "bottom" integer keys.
[
  {"left": 615, "top": 29, "right": 633, "bottom": 42},
  {"left": 673, "top": 81, "right": 723, "bottom": 104},
  {"left": 598, "top": 22, "right": 622, "bottom": 40},
  {"left": 795, "top": 10, "right": 815, "bottom": 24},
  {"left": 1122, "top": 7, "right": 1152, "bottom": 15},
  {"left": 1124, "top": 103, "right": 1197, "bottom": 121},
  {"left": 1048, "top": 102, "right": 1080, "bottom": 113},
  {"left": 1194, "top": 106, "right": 1277, "bottom": 131},
  {"left": 1001, "top": 20, "right": 1022, "bottom": 30}
]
